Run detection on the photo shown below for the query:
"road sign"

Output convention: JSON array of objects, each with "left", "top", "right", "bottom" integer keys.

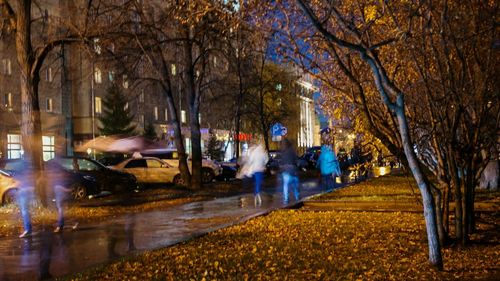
[
  {"left": 281, "top": 126, "right": 287, "bottom": 136},
  {"left": 271, "top": 123, "right": 283, "bottom": 137},
  {"left": 271, "top": 123, "right": 287, "bottom": 140}
]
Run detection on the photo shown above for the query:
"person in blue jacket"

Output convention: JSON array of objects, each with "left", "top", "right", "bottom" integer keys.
[{"left": 317, "top": 143, "right": 341, "bottom": 192}]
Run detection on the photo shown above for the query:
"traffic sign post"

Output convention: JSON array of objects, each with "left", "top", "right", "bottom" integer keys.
[
  {"left": 281, "top": 126, "right": 287, "bottom": 136},
  {"left": 271, "top": 123, "right": 287, "bottom": 141}
]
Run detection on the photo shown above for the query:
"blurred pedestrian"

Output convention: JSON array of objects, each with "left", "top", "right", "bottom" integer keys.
[
  {"left": 280, "top": 139, "right": 299, "bottom": 203},
  {"left": 236, "top": 142, "right": 268, "bottom": 206},
  {"left": 16, "top": 168, "right": 36, "bottom": 238},
  {"left": 317, "top": 142, "right": 341, "bottom": 192},
  {"left": 47, "top": 161, "right": 74, "bottom": 233}
]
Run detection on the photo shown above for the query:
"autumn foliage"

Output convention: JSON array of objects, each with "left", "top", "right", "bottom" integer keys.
[{"left": 67, "top": 176, "right": 499, "bottom": 280}]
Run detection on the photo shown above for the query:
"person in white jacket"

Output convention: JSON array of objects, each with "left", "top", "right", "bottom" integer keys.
[{"left": 237, "top": 143, "right": 268, "bottom": 206}]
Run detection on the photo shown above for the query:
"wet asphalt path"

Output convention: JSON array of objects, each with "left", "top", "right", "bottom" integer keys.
[{"left": 0, "top": 177, "right": 337, "bottom": 280}]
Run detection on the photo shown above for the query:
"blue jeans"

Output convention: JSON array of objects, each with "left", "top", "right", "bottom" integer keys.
[
  {"left": 321, "top": 174, "right": 336, "bottom": 191},
  {"left": 253, "top": 172, "right": 264, "bottom": 195},
  {"left": 55, "top": 195, "right": 64, "bottom": 228},
  {"left": 282, "top": 172, "right": 299, "bottom": 203},
  {"left": 54, "top": 185, "right": 69, "bottom": 228},
  {"left": 17, "top": 188, "right": 33, "bottom": 233}
]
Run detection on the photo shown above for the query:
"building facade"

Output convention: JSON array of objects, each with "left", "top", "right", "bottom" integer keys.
[{"left": 0, "top": 1, "right": 320, "bottom": 161}]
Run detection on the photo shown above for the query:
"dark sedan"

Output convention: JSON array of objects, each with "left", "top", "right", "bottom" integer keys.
[
  {"left": 49, "top": 157, "right": 138, "bottom": 195},
  {"left": 297, "top": 146, "right": 321, "bottom": 171},
  {"left": 1, "top": 159, "right": 99, "bottom": 201}
]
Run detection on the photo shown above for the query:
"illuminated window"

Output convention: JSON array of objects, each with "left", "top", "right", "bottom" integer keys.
[
  {"left": 7, "top": 134, "right": 22, "bottom": 159},
  {"left": 2, "top": 59, "right": 11, "bottom": 75},
  {"left": 46, "top": 67, "right": 53, "bottom": 82},
  {"left": 185, "top": 138, "right": 191, "bottom": 154},
  {"left": 154, "top": 106, "right": 158, "bottom": 120},
  {"left": 123, "top": 75, "right": 128, "bottom": 89},
  {"left": 46, "top": 98, "right": 53, "bottom": 112},
  {"left": 139, "top": 90, "right": 144, "bottom": 103},
  {"left": 108, "top": 70, "right": 114, "bottom": 81},
  {"left": 165, "top": 108, "right": 168, "bottom": 121},
  {"left": 93, "top": 38, "right": 101, "bottom": 54},
  {"left": 171, "top": 64, "right": 176, "bottom": 75},
  {"left": 181, "top": 110, "right": 186, "bottom": 123},
  {"left": 4, "top": 93, "right": 12, "bottom": 108},
  {"left": 95, "top": 97, "right": 102, "bottom": 114},
  {"left": 276, "top": 84, "right": 282, "bottom": 91},
  {"left": 140, "top": 114, "right": 145, "bottom": 126},
  {"left": 42, "top": 136, "right": 55, "bottom": 161},
  {"left": 94, "top": 67, "right": 102, "bottom": 84}
]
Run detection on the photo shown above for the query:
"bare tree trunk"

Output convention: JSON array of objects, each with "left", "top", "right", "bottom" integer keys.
[
  {"left": 234, "top": 58, "right": 244, "bottom": 159},
  {"left": 184, "top": 29, "right": 202, "bottom": 189},
  {"left": 234, "top": 115, "right": 241, "bottom": 159},
  {"left": 15, "top": 0, "right": 46, "bottom": 205},
  {"left": 395, "top": 102, "right": 443, "bottom": 269},
  {"left": 464, "top": 160, "right": 476, "bottom": 238},
  {"left": 442, "top": 182, "right": 450, "bottom": 235},
  {"left": 447, "top": 151, "right": 464, "bottom": 244},
  {"left": 431, "top": 184, "right": 446, "bottom": 246},
  {"left": 258, "top": 91, "right": 269, "bottom": 151},
  {"left": 163, "top": 82, "right": 190, "bottom": 187}
]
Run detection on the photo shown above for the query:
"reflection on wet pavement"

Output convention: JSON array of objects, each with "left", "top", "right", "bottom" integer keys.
[{"left": 0, "top": 178, "right": 330, "bottom": 280}]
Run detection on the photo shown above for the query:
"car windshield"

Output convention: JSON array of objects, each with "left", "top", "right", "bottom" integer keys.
[
  {"left": 147, "top": 159, "right": 165, "bottom": 168},
  {"left": 77, "top": 159, "right": 104, "bottom": 171},
  {"left": 125, "top": 159, "right": 147, "bottom": 168},
  {"left": 57, "top": 158, "right": 103, "bottom": 171},
  {"left": 141, "top": 150, "right": 178, "bottom": 159}
]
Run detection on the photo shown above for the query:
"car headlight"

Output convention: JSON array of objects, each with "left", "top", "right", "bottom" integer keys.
[{"left": 83, "top": 175, "right": 97, "bottom": 182}]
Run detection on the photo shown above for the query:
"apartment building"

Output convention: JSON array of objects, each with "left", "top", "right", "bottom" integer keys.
[{"left": 0, "top": 1, "right": 319, "bottom": 161}]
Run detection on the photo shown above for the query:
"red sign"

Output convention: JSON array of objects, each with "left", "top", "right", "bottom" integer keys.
[{"left": 234, "top": 133, "right": 252, "bottom": 141}]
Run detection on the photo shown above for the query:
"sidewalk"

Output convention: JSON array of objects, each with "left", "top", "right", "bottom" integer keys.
[{"left": 0, "top": 177, "right": 330, "bottom": 280}]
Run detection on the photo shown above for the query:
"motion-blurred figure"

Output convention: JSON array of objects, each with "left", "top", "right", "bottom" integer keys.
[
  {"left": 237, "top": 142, "right": 268, "bottom": 206},
  {"left": 48, "top": 159, "right": 75, "bottom": 233},
  {"left": 16, "top": 168, "right": 35, "bottom": 238},
  {"left": 280, "top": 139, "right": 299, "bottom": 203},
  {"left": 317, "top": 142, "right": 341, "bottom": 192}
]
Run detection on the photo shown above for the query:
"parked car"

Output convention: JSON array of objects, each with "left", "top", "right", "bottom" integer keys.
[
  {"left": 49, "top": 157, "right": 139, "bottom": 194},
  {"left": 216, "top": 158, "right": 239, "bottom": 181},
  {"left": 0, "top": 168, "right": 18, "bottom": 205},
  {"left": 0, "top": 159, "right": 101, "bottom": 203},
  {"left": 97, "top": 153, "right": 129, "bottom": 167},
  {"left": 111, "top": 157, "right": 179, "bottom": 186},
  {"left": 297, "top": 146, "right": 321, "bottom": 171},
  {"left": 140, "top": 149, "right": 222, "bottom": 183},
  {"left": 266, "top": 150, "right": 282, "bottom": 175}
]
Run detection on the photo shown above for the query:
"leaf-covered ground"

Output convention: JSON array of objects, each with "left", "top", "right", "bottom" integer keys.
[
  {"left": 65, "top": 210, "right": 499, "bottom": 281},
  {"left": 64, "top": 175, "right": 500, "bottom": 281},
  {"left": 322, "top": 174, "right": 421, "bottom": 198}
]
